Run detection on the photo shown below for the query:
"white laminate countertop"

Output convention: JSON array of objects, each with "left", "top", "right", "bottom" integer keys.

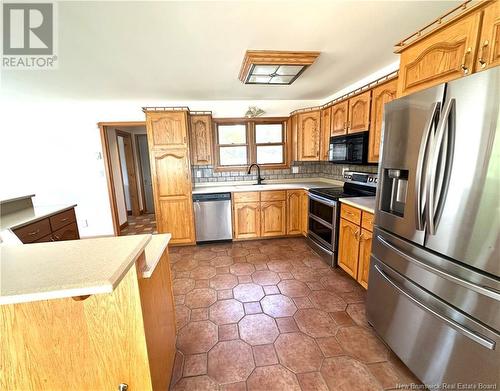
[
  {"left": 339, "top": 197, "right": 376, "bottom": 214},
  {"left": 0, "top": 233, "right": 171, "bottom": 305},
  {"left": 142, "top": 233, "right": 171, "bottom": 278},
  {"left": 192, "top": 178, "right": 343, "bottom": 194}
]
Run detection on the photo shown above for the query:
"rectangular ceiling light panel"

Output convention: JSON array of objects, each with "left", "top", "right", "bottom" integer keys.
[{"left": 239, "top": 50, "right": 320, "bottom": 85}]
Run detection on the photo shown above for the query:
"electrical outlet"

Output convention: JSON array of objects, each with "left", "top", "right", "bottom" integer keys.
[
  {"left": 292, "top": 166, "right": 299, "bottom": 174},
  {"left": 196, "top": 170, "right": 202, "bottom": 178}
]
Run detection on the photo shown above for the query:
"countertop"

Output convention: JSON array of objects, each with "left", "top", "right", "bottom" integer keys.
[
  {"left": 192, "top": 178, "right": 343, "bottom": 195},
  {"left": 339, "top": 196, "right": 376, "bottom": 214},
  {"left": 0, "top": 233, "right": 171, "bottom": 305},
  {"left": 0, "top": 203, "right": 77, "bottom": 231}
]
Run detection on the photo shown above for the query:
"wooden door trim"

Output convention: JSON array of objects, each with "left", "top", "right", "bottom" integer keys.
[
  {"left": 135, "top": 134, "right": 148, "bottom": 214},
  {"left": 97, "top": 121, "right": 146, "bottom": 236},
  {"left": 116, "top": 130, "right": 141, "bottom": 216}
]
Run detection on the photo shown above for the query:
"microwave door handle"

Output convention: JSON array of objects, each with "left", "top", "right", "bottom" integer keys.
[
  {"left": 415, "top": 101, "right": 440, "bottom": 231},
  {"left": 426, "top": 99, "right": 456, "bottom": 236}
]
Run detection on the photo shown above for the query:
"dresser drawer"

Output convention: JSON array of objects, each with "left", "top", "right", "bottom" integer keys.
[
  {"left": 340, "top": 203, "right": 362, "bottom": 225},
  {"left": 13, "top": 219, "right": 52, "bottom": 243},
  {"left": 49, "top": 208, "right": 77, "bottom": 231},
  {"left": 261, "top": 190, "right": 286, "bottom": 202},
  {"left": 233, "top": 192, "right": 260, "bottom": 203},
  {"left": 52, "top": 222, "right": 80, "bottom": 241},
  {"left": 361, "top": 211, "right": 374, "bottom": 232}
]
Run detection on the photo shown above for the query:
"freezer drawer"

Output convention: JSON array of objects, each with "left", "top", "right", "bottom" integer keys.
[
  {"left": 372, "top": 227, "right": 500, "bottom": 331},
  {"left": 367, "top": 258, "right": 500, "bottom": 387}
]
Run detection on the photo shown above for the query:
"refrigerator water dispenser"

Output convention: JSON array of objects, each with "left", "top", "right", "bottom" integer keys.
[{"left": 381, "top": 169, "right": 408, "bottom": 217}]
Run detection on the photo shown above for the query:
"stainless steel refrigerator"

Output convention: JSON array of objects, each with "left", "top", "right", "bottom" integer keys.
[{"left": 367, "top": 67, "right": 500, "bottom": 387}]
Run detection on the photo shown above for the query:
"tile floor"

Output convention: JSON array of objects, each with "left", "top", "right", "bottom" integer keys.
[
  {"left": 169, "top": 237, "right": 420, "bottom": 391},
  {"left": 120, "top": 214, "right": 157, "bottom": 235}
]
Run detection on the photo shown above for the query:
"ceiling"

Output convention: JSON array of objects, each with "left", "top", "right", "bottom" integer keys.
[{"left": 1, "top": 1, "right": 459, "bottom": 101}]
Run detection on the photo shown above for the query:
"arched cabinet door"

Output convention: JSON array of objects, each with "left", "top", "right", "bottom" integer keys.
[
  {"left": 261, "top": 201, "right": 286, "bottom": 237},
  {"left": 189, "top": 114, "right": 213, "bottom": 165},
  {"left": 297, "top": 111, "right": 320, "bottom": 161},
  {"left": 233, "top": 202, "right": 261, "bottom": 239},
  {"left": 348, "top": 91, "right": 371, "bottom": 134},
  {"left": 368, "top": 79, "right": 397, "bottom": 163},
  {"left": 146, "top": 111, "right": 189, "bottom": 148},
  {"left": 331, "top": 101, "right": 348, "bottom": 136},
  {"left": 286, "top": 190, "right": 302, "bottom": 235},
  {"left": 338, "top": 218, "right": 360, "bottom": 279}
]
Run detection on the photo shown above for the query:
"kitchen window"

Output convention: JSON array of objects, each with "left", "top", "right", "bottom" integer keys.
[{"left": 214, "top": 118, "right": 288, "bottom": 170}]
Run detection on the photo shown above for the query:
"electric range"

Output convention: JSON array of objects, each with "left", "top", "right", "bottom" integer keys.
[{"left": 307, "top": 171, "right": 377, "bottom": 267}]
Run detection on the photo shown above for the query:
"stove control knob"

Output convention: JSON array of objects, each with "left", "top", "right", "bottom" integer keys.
[{"left": 374, "top": 178, "right": 378, "bottom": 183}]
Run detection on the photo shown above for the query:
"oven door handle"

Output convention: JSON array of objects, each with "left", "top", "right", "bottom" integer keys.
[{"left": 308, "top": 193, "right": 336, "bottom": 207}]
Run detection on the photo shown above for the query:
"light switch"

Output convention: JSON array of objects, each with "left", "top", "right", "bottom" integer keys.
[{"left": 196, "top": 170, "right": 202, "bottom": 178}]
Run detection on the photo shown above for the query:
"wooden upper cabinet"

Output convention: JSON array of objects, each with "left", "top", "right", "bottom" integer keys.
[
  {"left": 397, "top": 11, "right": 482, "bottom": 97},
  {"left": 348, "top": 91, "right": 371, "bottom": 134},
  {"left": 189, "top": 114, "right": 213, "bottom": 165},
  {"left": 368, "top": 79, "right": 398, "bottom": 163},
  {"left": 297, "top": 111, "right": 320, "bottom": 161},
  {"left": 261, "top": 201, "right": 286, "bottom": 237},
  {"left": 290, "top": 114, "right": 298, "bottom": 162},
  {"left": 357, "top": 228, "right": 372, "bottom": 289},
  {"left": 338, "top": 218, "right": 360, "bottom": 279},
  {"left": 320, "top": 107, "right": 332, "bottom": 161},
  {"left": 331, "top": 101, "right": 348, "bottom": 136},
  {"left": 146, "top": 111, "right": 189, "bottom": 148},
  {"left": 233, "top": 202, "right": 261, "bottom": 239},
  {"left": 476, "top": 1, "right": 500, "bottom": 72},
  {"left": 286, "top": 190, "right": 303, "bottom": 235}
]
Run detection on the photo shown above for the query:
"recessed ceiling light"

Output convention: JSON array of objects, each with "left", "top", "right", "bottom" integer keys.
[{"left": 239, "top": 50, "right": 320, "bottom": 85}]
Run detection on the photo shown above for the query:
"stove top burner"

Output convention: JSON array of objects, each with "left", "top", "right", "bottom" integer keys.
[{"left": 309, "top": 186, "right": 375, "bottom": 200}]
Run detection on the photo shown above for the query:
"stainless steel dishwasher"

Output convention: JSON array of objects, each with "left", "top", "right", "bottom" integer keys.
[{"left": 193, "top": 192, "right": 232, "bottom": 243}]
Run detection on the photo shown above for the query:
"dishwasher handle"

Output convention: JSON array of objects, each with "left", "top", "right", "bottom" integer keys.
[{"left": 193, "top": 192, "right": 231, "bottom": 202}]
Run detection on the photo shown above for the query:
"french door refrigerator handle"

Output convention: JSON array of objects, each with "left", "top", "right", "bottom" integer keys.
[
  {"left": 377, "top": 235, "right": 500, "bottom": 301},
  {"left": 415, "top": 101, "right": 440, "bottom": 231},
  {"left": 426, "top": 98, "right": 456, "bottom": 235},
  {"left": 374, "top": 264, "right": 496, "bottom": 350}
]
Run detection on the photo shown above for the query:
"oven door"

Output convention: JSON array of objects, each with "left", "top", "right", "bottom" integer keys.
[{"left": 308, "top": 193, "right": 337, "bottom": 252}]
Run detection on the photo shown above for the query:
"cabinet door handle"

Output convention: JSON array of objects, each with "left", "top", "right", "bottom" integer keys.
[
  {"left": 28, "top": 229, "right": 40, "bottom": 236},
  {"left": 60, "top": 218, "right": 69, "bottom": 222},
  {"left": 461, "top": 47, "right": 472, "bottom": 74},
  {"left": 478, "top": 40, "right": 489, "bottom": 68},
  {"left": 53, "top": 234, "right": 60, "bottom": 241}
]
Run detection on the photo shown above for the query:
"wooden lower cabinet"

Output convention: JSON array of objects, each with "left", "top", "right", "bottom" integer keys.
[
  {"left": 338, "top": 218, "right": 360, "bottom": 278},
  {"left": 1, "top": 249, "right": 176, "bottom": 390},
  {"left": 234, "top": 190, "right": 307, "bottom": 240},
  {"left": 157, "top": 198, "right": 195, "bottom": 244},
  {"left": 286, "top": 190, "right": 306, "bottom": 235},
  {"left": 357, "top": 228, "right": 373, "bottom": 289},
  {"left": 261, "top": 201, "right": 286, "bottom": 237},
  {"left": 338, "top": 203, "right": 374, "bottom": 289},
  {"left": 51, "top": 222, "right": 79, "bottom": 241},
  {"left": 233, "top": 202, "right": 261, "bottom": 239}
]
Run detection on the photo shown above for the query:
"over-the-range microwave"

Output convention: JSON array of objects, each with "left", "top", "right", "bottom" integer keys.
[{"left": 328, "top": 131, "right": 369, "bottom": 164}]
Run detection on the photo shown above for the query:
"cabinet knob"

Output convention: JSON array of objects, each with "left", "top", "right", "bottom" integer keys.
[{"left": 118, "top": 383, "right": 128, "bottom": 391}]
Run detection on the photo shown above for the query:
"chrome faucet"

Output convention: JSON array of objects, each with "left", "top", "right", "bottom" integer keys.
[{"left": 247, "top": 163, "right": 264, "bottom": 185}]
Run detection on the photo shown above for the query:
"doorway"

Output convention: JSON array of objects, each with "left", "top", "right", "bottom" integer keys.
[{"left": 98, "top": 122, "right": 157, "bottom": 236}]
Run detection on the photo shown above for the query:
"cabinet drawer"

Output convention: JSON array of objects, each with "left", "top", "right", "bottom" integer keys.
[
  {"left": 13, "top": 219, "right": 52, "bottom": 243},
  {"left": 52, "top": 222, "right": 80, "bottom": 241},
  {"left": 49, "top": 208, "right": 77, "bottom": 231},
  {"left": 340, "top": 204, "right": 362, "bottom": 225},
  {"left": 34, "top": 234, "right": 54, "bottom": 243},
  {"left": 261, "top": 190, "right": 286, "bottom": 202},
  {"left": 361, "top": 211, "right": 374, "bottom": 232},
  {"left": 233, "top": 192, "right": 260, "bottom": 203}
]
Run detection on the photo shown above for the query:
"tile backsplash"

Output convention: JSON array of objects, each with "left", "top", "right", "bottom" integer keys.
[{"left": 192, "top": 162, "right": 378, "bottom": 183}]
